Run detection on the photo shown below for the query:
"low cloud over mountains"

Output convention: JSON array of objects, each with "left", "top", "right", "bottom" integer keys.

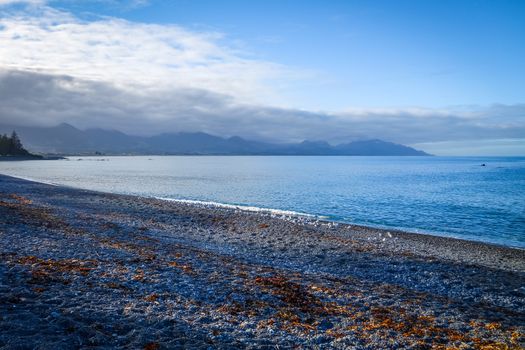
[{"left": 1, "top": 69, "right": 523, "bottom": 147}]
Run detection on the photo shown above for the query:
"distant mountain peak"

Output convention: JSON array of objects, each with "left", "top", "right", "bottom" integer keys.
[{"left": 0, "top": 123, "right": 431, "bottom": 156}]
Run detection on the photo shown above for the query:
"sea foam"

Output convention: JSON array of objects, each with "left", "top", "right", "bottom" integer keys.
[{"left": 156, "top": 197, "right": 317, "bottom": 218}]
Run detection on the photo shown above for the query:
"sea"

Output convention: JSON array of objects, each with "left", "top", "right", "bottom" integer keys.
[{"left": 1, "top": 156, "right": 524, "bottom": 248}]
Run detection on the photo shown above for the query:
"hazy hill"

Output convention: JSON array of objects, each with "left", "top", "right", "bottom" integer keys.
[{"left": 0, "top": 123, "right": 430, "bottom": 156}]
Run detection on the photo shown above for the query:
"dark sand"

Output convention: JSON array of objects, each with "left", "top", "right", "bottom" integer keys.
[{"left": 1, "top": 174, "right": 524, "bottom": 349}]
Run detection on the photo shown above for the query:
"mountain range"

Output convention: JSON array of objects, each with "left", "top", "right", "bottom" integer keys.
[{"left": 0, "top": 123, "right": 430, "bottom": 156}]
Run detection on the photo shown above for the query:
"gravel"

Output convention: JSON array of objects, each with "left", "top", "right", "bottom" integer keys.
[{"left": 1, "top": 174, "right": 524, "bottom": 349}]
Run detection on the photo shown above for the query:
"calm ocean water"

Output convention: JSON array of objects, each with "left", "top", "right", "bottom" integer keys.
[{"left": 1, "top": 156, "right": 524, "bottom": 248}]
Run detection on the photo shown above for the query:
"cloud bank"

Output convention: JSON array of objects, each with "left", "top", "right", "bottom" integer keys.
[
  {"left": 1, "top": 69, "right": 523, "bottom": 146},
  {"left": 0, "top": 3, "right": 524, "bottom": 151},
  {"left": 0, "top": 4, "right": 293, "bottom": 104}
]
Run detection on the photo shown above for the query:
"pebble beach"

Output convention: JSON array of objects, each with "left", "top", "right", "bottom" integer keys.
[{"left": 1, "top": 174, "right": 524, "bottom": 349}]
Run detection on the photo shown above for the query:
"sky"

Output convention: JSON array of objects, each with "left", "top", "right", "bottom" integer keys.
[{"left": 0, "top": 0, "right": 524, "bottom": 155}]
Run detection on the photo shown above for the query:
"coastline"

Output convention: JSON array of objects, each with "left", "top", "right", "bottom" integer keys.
[
  {"left": 3, "top": 167, "right": 524, "bottom": 251},
  {"left": 1, "top": 174, "right": 524, "bottom": 348}
]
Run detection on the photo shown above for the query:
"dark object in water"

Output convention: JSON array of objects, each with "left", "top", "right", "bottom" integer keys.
[{"left": 481, "top": 163, "right": 486, "bottom": 167}]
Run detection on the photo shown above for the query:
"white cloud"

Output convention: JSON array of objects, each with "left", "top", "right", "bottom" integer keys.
[
  {"left": 0, "top": 0, "right": 44, "bottom": 5},
  {"left": 128, "top": 0, "right": 149, "bottom": 8},
  {"left": 0, "top": 5, "right": 294, "bottom": 105}
]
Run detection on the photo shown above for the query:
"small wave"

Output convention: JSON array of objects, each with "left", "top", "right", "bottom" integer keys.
[{"left": 156, "top": 197, "right": 317, "bottom": 218}]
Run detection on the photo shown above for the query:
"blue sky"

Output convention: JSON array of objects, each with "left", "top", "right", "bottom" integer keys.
[
  {"left": 47, "top": 0, "right": 525, "bottom": 110},
  {"left": 0, "top": 0, "right": 524, "bottom": 154}
]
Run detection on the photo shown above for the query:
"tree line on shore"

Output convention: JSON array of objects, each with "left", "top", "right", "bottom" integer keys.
[{"left": 0, "top": 131, "right": 31, "bottom": 156}]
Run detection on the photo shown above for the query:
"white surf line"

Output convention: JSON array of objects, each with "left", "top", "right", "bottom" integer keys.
[{"left": 156, "top": 197, "right": 322, "bottom": 219}]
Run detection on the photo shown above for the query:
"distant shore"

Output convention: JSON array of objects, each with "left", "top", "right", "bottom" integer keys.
[
  {"left": 0, "top": 155, "right": 64, "bottom": 161},
  {"left": 1, "top": 174, "right": 523, "bottom": 349}
]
